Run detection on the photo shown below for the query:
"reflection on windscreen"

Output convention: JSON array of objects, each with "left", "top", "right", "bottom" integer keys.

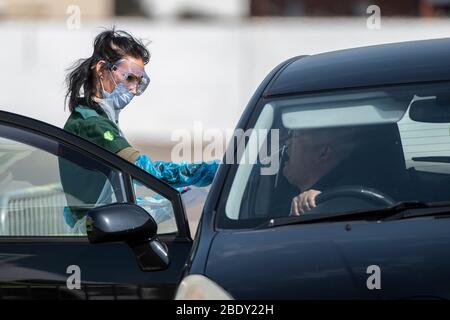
[{"left": 222, "top": 82, "right": 450, "bottom": 228}]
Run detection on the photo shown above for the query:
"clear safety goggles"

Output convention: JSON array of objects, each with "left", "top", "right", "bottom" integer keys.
[{"left": 107, "top": 58, "right": 150, "bottom": 96}]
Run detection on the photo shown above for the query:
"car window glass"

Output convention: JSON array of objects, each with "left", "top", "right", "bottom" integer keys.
[
  {"left": 398, "top": 97, "right": 450, "bottom": 174},
  {"left": 133, "top": 178, "right": 178, "bottom": 235},
  {"left": 220, "top": 82, "right": 450, "bottom": 229},
  {"left": 0, "top": 126, "right": 126, "bottom": 236}
]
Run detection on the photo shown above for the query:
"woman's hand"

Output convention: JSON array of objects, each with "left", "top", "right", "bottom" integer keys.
[{"left": 290, "top": 189, "right": 322, "bottom": 216}]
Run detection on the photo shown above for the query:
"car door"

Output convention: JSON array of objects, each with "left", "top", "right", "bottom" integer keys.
[{"left": 0, "top": 111, "right": 192, "bottom": 300}]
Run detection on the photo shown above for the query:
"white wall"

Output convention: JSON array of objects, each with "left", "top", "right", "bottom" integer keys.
[
  {"left": 141, "top": 0, "right": 249, "bottom": 18},
  {"left": 0, "top": 18, "right": 450, "bottom": 145}
]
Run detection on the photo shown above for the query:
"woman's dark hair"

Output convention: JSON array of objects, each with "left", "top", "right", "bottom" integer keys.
[{"left": 65, "top": 27, "right": 150, "bottom": 112}]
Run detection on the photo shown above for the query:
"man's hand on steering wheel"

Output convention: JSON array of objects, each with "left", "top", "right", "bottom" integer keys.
[
  {"left": 290, "top": 189, "right": 322, "bottom": 216},
  {"left": 290, "top": 186, "right": 395, "bottom": 216}
]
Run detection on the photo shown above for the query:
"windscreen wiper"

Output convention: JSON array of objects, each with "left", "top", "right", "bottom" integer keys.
[{"left": 258, "top": 201, "right": 450, "bottom": 229}]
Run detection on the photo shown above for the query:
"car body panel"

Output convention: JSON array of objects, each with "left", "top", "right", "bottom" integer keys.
[
  {"left": 0, "top": 238, "right": 192, "bottom": 299},
  {"left": 266, "top": 38, "right": 450, "bottom": 97},
  {"left": 205, "top": 217, "right": 450, "bottom": 299}
]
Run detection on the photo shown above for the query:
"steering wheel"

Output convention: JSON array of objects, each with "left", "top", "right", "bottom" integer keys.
[{"left": 315, "top": 185, "right": 396, "bottom": 207}]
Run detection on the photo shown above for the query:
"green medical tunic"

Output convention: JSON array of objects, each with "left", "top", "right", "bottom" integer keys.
[
  {"left": 63, "top": 105, "right": 131, "bottom": 154},
  {"left": 60, "top": 105, "right": 132, "bottom": 226}
]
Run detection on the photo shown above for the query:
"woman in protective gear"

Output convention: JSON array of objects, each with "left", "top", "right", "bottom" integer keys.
[{"left": 61, "top": 28, "right": 218, "bottom": 230}]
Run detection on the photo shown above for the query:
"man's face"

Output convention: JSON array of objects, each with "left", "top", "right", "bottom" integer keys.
[{"left": 282, "top": 130, "right": 325, "bottom": 190}]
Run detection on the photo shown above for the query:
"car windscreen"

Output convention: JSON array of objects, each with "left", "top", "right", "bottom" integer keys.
[{"left": 218, "top": 82, "right": 450, "bottom": 229}]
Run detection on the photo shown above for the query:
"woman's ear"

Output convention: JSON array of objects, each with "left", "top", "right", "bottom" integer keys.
[
  {"left": 93, "top": 60, "right": 108, "bottom": 98},
  {"left": 95, "top": 60, "right": 106, "bottom": 79}
]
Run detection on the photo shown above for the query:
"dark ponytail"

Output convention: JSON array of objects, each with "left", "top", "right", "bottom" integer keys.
[{"left": 65, "top": 27, "right": 150, "bottom": 112}]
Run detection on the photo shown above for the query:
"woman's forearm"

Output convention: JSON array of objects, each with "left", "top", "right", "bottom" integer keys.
[{"left": 134, "top": 154, "right": 219, "bottom": 188}]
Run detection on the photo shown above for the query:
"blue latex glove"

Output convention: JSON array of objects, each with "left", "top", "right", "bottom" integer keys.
[
  {"left": 64, "top": 157, "right": 219, "bottom": 229},
  {"left": 134, "top": 155, "right": 220, "bottom": 189}
]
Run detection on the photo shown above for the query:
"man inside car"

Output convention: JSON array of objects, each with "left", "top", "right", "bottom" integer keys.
[{"left": 282, "top": 127, "right": 362, "bottom": 215}]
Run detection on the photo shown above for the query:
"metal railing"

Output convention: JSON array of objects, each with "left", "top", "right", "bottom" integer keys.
[{"left": 0, "top": 183, "right": 72, "bottom": 236}]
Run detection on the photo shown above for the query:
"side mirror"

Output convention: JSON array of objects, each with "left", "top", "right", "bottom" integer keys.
[{"left": 86, "top": 203, "right": 170, "bottom": 271}]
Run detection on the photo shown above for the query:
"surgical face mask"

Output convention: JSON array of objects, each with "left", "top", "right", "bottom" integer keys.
[
  {"left": 101, "top": 72, "right": 134, "bottom": 110},
  {"left": 96, "top": 72, "right": 134, "bottom": 124}
]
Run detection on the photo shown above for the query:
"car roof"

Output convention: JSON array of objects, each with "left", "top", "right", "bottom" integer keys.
[{"left": 265, "top": 38, "right": 450, "bottom": 97}]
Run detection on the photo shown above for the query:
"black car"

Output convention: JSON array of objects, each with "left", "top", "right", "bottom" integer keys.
[
  {"left": 176, "top": 38, "right": 450, "bottom": 300},
  {"left": 1, "top": 38, "right": 450, "bottom": 300}
]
